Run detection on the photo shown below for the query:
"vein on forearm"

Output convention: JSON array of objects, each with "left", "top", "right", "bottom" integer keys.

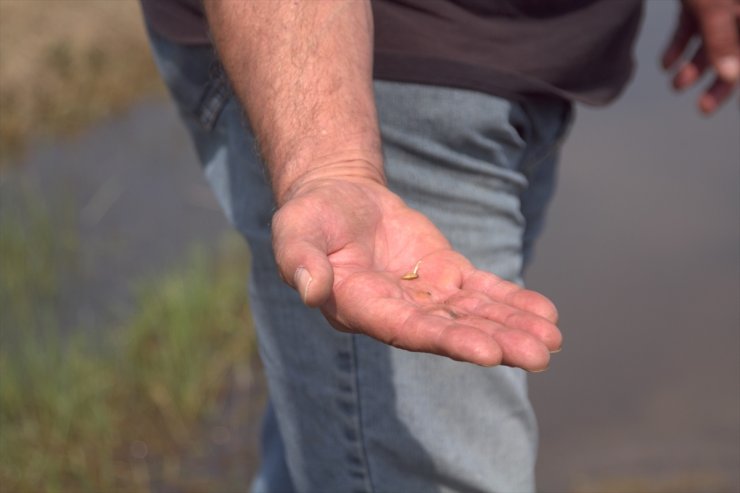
[{"left": 204, "top": 0, "right": 384, "bottom": 203}]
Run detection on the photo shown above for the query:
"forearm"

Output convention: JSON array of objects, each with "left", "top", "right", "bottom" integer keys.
[{"left": 204, "top": 0, "right": 384, "bottom": 205}]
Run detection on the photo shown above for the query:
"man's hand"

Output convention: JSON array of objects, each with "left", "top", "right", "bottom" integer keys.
[
  {"left": 206, "top": 0, "right": 562, "bottom": 369},
  {"left": 662, "top": 0, "right": 739, "bottom": 114},
  {"left": 272, "top": 176, "right": 563, "bottom": 370}
]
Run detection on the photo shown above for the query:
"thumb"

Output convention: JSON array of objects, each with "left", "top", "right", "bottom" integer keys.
[
  {"left": 272, "top": 217, "right": 335, "bottom": 307},
  {"left": 285, "top": 242, "right": 334, "bottom": 307}
]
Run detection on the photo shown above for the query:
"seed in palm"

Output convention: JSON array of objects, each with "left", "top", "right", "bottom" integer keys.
[{"left": 401, "top": 260, "right": 422, "bottom": 280}]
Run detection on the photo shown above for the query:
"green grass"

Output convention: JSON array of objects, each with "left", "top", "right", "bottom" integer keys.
[{"left": 0, "top": 189, "right": 255, "bottom": 491}]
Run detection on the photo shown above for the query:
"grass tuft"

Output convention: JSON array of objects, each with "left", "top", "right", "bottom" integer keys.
[{"left": 0, "top": 190, "right": 255, "bottom": 491}]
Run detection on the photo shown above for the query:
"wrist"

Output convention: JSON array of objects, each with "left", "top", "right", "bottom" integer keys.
[{"left": 274, "top": 151, "right": 386, "bottom": 206}]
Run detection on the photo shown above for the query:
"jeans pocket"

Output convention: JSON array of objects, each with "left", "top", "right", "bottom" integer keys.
[
  {"left": 193, "top": 62, "right": 231, "bottom": 131},
  {"left": 147, "top": 26, "right": 231, "bottom": 132},
  {"left": 517, "top": 98, "right": 573, "bottom": 179},
  {"left": 554, "top": 101, "right": 575, "bottom": 146}
]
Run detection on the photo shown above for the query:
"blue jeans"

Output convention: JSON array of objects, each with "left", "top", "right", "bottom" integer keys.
[{"left": 148, "top": 29, "right": 572, "bottom": 493}]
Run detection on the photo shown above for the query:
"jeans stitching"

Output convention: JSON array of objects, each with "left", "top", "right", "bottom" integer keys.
[
  {"left": 349, "top": 335, "right": 374, "bottom": 493},
  {"left": 195, "top": 63, "right": 231, "bottom": 131}
]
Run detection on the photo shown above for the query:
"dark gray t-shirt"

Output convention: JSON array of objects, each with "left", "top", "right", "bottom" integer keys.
[{"left": 140, "top": 0, "right": 643, "bottom": 105}]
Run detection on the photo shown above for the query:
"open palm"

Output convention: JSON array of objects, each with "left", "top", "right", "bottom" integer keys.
[{"left": 272, "top": 179, "right": 562, "bottom": 370}]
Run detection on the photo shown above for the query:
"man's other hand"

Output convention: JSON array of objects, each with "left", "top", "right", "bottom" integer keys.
[
  {"left": 662, "top": 0, "right": 739, "bottom": 114},
  {"left": 271, "top": 177, "right": 563, "bottom": 370}
]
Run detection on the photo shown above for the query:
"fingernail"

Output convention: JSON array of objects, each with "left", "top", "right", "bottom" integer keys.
[
  {"left": 717, "top": 57, "right": 739, "bottom": 81},
  {"left": 294, "top": 267, "right": 312, "bottom": 304},
  {"left": 550, "top": 347, "right": 563, "bottom": 354},
  {"left": 699, "top": 95, "right": 716, "bottom": 115}
]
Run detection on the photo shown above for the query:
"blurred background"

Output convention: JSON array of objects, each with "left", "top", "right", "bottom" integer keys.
[{"left": 0, "top": 1, "right": 737, "bottom": 492}]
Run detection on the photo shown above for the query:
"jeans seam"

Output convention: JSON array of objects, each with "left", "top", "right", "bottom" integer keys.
[
  {"left": 194, "top": 63, "right": 231, "bottom": 131},
  {"left": 350, "top": 334, "right": 375, "bottom": 493}
]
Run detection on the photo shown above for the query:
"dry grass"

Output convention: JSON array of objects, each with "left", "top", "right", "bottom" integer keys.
[
  {"left": 0, "top": 0, "right": 164, "bottom": 165},
  {"left": 571, "top": 471, "right": 733, "bottom": 493}
]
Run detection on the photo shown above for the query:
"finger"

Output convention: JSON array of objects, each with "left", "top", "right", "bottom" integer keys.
[
  {"left": 432, "top": 323, "right": 505, "bottom": 367},
  {"left": 280, "top": 240, "right": 335, "bottom": 307},
  {"left": 272, "top": 211, "right": 334, "bottom": 307},
  {"left": 343, "top": 296, "right": 504, "bottom": 366},
  {"left": 493, "top": 328, "right": 551, "bottom": 372},
  {"left": 443, "top": 292, "right": 562, "bottom": 351},
  {"left": 463, "top": 272, "right": 559, "bottom": 323},
  {"left": 662, "top": 9, "right": 697, "bottom": 70},
  {"left": 438, "top": 314, "right": 551, "bottom": 371},
  {"left": 477, "top": 303, "right": 562, "bottom": 352},
  {"left": 662, "top": 10, "right": 696, "bottom": 70},
  {"left": 693, "top": 0, "right": 739, "bottom": 82},
  {"left": 401, "top": 312, "right": 505, "bottom": 367},
  {"left": 698, "top": 76, "right": 737, "bottom": 113},
  {"left": 673, "top": 48, "right": 709, "bottom": 90}
]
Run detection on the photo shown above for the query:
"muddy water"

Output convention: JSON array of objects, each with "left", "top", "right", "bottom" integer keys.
[{"left": 4, "top": 1, "right": 737, "bottom": 490}]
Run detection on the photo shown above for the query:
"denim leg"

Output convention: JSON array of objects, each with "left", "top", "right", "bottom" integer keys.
[
  {"left": 518, "top": 101, "right": 574, "bottom": 269},
  {"left": 148, "top": 29, "right": 570, "bottom": 493},
  {"left": 251, "top": 401, "right": 294, "bottom": 493},
  {"left": 361, "top": 82, "right": 570, "bottom": 492}
]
